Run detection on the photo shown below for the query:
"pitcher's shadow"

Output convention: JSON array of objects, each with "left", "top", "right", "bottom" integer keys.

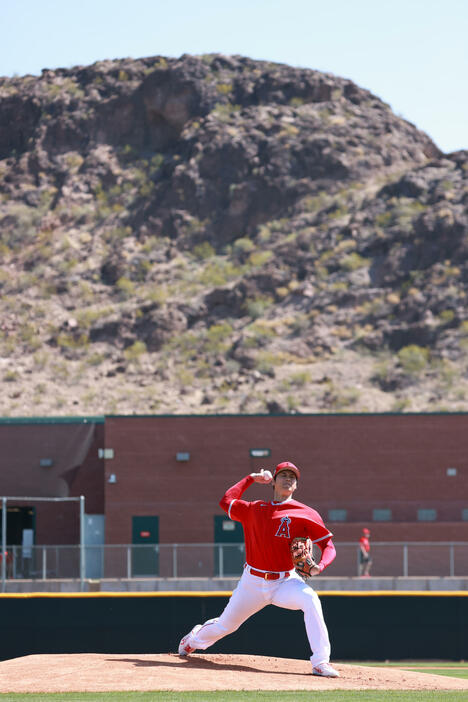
[{"left": 106, "top": 655, "right": 310, "bottom": 676}]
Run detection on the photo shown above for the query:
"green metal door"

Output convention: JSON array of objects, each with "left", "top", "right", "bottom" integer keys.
[
  {"left": 132, "top": 516, "right": 159, "bottom": 576},
  {"left": 214, "top": 515, "right": 245, "bottom": 577}
]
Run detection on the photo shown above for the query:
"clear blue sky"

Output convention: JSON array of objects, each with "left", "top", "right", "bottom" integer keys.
[{"left": 1, "top": 0, "right": 466, "bottom": 153}]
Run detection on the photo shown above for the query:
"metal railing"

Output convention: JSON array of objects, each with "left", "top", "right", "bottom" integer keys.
[{"left": 1, "top": 542, "right": 468, "bottom": 582}]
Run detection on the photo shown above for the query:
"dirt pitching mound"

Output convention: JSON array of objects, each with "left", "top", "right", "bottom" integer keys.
[{"left": 0, "top": 653, "right": 467, "bottom": 693}]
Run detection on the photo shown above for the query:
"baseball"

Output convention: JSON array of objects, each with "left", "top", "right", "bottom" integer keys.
[{"left": 262, "top": 469, "right": 273, "bottom": 481}]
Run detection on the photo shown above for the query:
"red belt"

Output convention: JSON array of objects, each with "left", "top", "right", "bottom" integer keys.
[{"left": 249, "top": 568, "right": 290, "bottom": 580}]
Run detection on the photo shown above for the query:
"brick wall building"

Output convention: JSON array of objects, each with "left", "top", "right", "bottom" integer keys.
[
  {"left": 103, "top": 412, "right": 468, "bottom": 545},
  {"left": 1, "top": 413, "right": 467, "bottom": 551}
]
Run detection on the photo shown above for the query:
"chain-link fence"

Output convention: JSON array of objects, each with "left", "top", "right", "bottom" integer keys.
[{"left": 1, "top": 542, "right": 468, "bottom": 581}]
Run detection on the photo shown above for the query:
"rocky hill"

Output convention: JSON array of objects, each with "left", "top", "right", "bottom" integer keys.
[{"left": 0, "top": 54, "right": 467, "bottom": 416}]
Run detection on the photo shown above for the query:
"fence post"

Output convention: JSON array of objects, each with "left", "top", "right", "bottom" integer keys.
[
  {"left": 449, "top": 544, "right": 455, "bottom": 577},
  {"left": 127, "top": 546, "right": 132, "bottom": 579},
  {"left": 79, "top": 495, "right": 85, "bottom": 591},
  {"left": 403, "top": 544, "right": 408, "bottom": 577},
  {"left": 173, "top": 544, "right": 178, "bottom": 578},
  {"left": 1, "top": 497, "right": 6, "bottom": 592},
  {"left": 12, "top": 545, "right": 17, "bottom": 580},
  {"left": 42, "top": 547, "right": 47, "bottom": 580},
  {"left": 218, "top": 545, "right": 223, "bottom": 578}
]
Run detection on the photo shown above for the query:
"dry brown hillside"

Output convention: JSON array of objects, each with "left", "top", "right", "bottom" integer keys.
[{"left": 0, "top": 54, "right": 467, "bottom": 416}]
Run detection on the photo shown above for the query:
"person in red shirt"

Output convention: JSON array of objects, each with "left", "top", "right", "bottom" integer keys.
[
  {"left": 358, "top": 528, "right": 372, "bottom": 577},
  {"left": 178, "top": 461, "right": 340, "bottom": 678}
]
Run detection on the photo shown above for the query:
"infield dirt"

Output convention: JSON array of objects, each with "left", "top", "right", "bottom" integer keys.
[{"left": 0, "top": 654, "right": 467, "bottom": 693}]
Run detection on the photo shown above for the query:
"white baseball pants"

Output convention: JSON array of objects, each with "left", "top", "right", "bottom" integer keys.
[{"left": 189, "top": 567, "right": 331, "bottom": 666}]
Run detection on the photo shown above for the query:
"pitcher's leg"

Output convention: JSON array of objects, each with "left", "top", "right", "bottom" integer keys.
[
  {"left": 191, "top": 573, "right": 266, "bottom": 651},
  {"left": 272, "top": 576, "right": 331, "bottom": 667}
]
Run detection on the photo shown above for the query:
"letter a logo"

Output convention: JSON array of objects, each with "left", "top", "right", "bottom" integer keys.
[{"left": 275, "top": 516, "right": 291, "bottom": 538}]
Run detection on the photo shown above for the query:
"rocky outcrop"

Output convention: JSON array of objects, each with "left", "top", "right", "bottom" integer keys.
[{"left": 0, "top": 54, "right": 466, "bottom": 417}]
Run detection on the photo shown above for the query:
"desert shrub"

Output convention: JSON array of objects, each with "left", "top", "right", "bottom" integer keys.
[
  {"left": 124, "top": 341, "right": 147, "bottom": 361},
  {"left": 257, "top": 224, "right": 273, "bottom": 242},
  {"left": 81, "top": 389, "right": 97, "bottom": 406},
  {"left": 286, "top": 395, "right": 299, "bottom": 411},
  {"left": 289, "top": 97, "right": 305, "bottom": 107},
  {"left": 301, "top": 192, "right": 329, "bottom": 213},
  {"left": 438, "top": 309, "right": 455, "bottom": 324},
  {"left": 375, "top": 211, "right": 393, "bottom": 228},
  {"left": 232, "top": 237, "right": 255, "bottom": 257},
  {"left": 319, "top": 249, "right": 335, "bottom": 264},
  {"left": 3, "top": 202, "right": 43, "bottom": 248},
  {"left": 278, "top": 123, "right": 299, "bottom": 138},
  {"left": 289, "top": 371, "right": 312, "bottom": 386},
  {"left": 436, "top": 359, "right": 458, "bottom": 388},
  {"left": 288, "top": 314, "right": 309, "bottom": 334},
  {"left": 50, "top": 362, "right": 69, "bottom": 381},
  {"left": 391, "top": 397, "right": 411, "bottom": 412},
  {"left": 323, "top": 382, "right": 361, "bottom": 409},
  {"left": 32, "top": 351, "right": 49, "bottom": 369},
  {"left": 192, "top": 242, "right": 215, "bottom": 260},
  {"left": 249, "top": 321, "right": 276, "bottom": 340},
  {"left": 198, "top": 260, "right": 241, "bottom": 286},
  {"left": 18, "top": 322, "right": 41, "bottom": 350},
  {"left": 275, "top": 286, "right": 289, "bottom": 299},
  {"left": 212, "top": 102, "right": 241, "bottom": 121},
  {"left": 205, "top": 322, "right": 234, "bottom": 352},
  {"left": 375, "top": 198, "right": 426, "bottom": 232},
  {"left": 76, "top": 309, "right": 106, "bottom": 328},
  {"left": 340, "top": 252, "right": 369, "bottom": 271},
  {"left": 116, "top": 277, "right": 135, "bottom": 298},
  {"left": 152, "top": 58, "right": 168, "bottom": 71},
  {"left": 64, "top": 152, "right": 84, "bottom": 171},
  {"left": 145, "top": 286, "right": 168, "bottom": 304},
  {"left": 328, "top": 205, "right": 349, "bottom": 220},
  {"left": 244, "top": 295, "right": 273, "bottom": 320},
  {"left": 165, "top": 331, "right": 198, "bottom": 357},
  {"left": 397, "top": 345, "right": 429, "bottom": 374},
  {"left": 335, "top": 239, "right": 357, "bottom": 253},
  {"left": 255, "top": 351, "right": 279, "bottom": 375},
  {"left": 176, "top": 368, "right": 195, "bottom": 386},
  {"left": 56, "top": 332, "right": 89, "bottom": 350},
  {"left": 85, "top": 352, "right": 106, "bottom": 367},
  {"left": 216, "top": 83, "right": 232, "bottom": 95},
  {"left": 45, "top": 77, "right": 84, "bottom": 99},
  {"left": 248, "top": 250, "right": 273, "bottom": 267},
  {"left": 330, "top": 281, "right": 348, "bottom": 292}
]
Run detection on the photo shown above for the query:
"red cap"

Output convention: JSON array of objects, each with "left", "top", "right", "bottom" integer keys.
[
  {"left": 362, "top": 528, "right": 370, "bottom": 535},
  {"left": 273, "top": 461, "right": 300, "bottom": 480}
]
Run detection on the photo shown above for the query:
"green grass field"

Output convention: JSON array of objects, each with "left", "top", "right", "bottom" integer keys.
[
  {"left": 1, "top": 692, "right": 468, "bottom": 702},
  {"left": 0, "top": 663, "right": 467, "bottom": 702},
  {"left": 347, "top": 661, "right": 468, "bottom": 680}
]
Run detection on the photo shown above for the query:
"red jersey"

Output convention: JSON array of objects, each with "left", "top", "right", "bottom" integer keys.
[
  {"left": 219, "top": 475, "right": 336, "bottom": 573},
  {"left": 359, "top": 536, "right": 370, "bottom": 553}
]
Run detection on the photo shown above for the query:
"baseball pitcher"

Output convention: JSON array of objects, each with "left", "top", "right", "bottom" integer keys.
[{"left": 178, "top": 461, "right": 339, "bottom": 678}]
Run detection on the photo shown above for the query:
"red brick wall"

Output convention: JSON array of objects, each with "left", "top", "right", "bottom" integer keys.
[
  {"left": 35, "top": 423, "right": 105, "bottom": 544},
  {"left": 104, "top": 414, "right": 468, "bottom": 545},
  {"left": 0, "top": 421, "right": 105, "bottom": 545}
]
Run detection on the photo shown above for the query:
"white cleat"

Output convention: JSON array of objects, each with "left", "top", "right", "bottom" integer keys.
[
  {"left": 178, "top": 624, "right": 202, "bottom": 656},
  {"left": 312, "top": 662, "right": 340, "bottom": 678}
]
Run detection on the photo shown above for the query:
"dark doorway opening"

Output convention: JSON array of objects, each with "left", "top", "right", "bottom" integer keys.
[
  {"left": 131, "top": 516, "right": 159, "bottom": 576},
  {"left": 0, "top": 506, "right": 35, "bottom": 545}
]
